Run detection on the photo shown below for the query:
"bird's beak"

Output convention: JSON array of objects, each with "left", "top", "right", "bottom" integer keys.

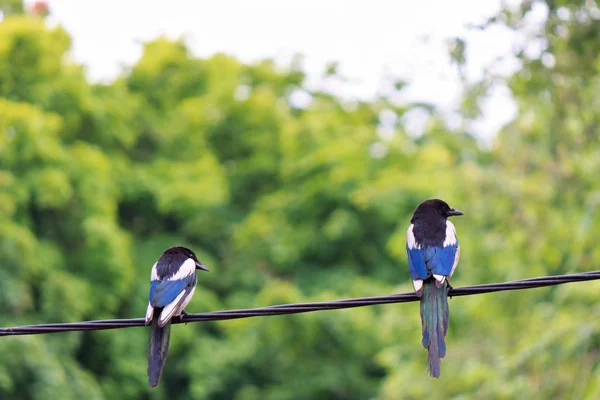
[
  {"left": 447, "top": 208, "right": 464, "bottom": 217},
  {"left": 195, "top": 261, "right": 209, "bottom": 271}
]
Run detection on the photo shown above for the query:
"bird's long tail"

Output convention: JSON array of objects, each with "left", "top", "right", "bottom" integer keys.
[
  {"left": 147, "top": 314, "right": 171, "bottom": 387},
  {"left": 420, "top": 279, "right": 449, "bottom": 378}
]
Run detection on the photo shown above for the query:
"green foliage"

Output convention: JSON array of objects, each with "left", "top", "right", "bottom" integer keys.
[
  {"left": 1, "top": 4, "right": 600, "bottom": 399},
  {"left": 0, "top": 0, "right": 23, "bottom": 15}
]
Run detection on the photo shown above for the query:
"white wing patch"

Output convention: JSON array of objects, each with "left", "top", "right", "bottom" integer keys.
[
  {"left": 175, "top": 285, "right": 196, "bottom": 317},
  {"left": 443, "top": 220, "right": 457, "bottom": 247},
  {"left": 412, "top": 279, "right": 423, "bottom": 296},
  {"left": 167, "top": 258, "right": 195, "bottom": 281},
  {"left": 433, "top": 274, "right": 446, "bottom": 287},
  {"left": 158, "top": 290, "right": 186, "bottom": 327},
  {"left": 145, "top": 302, "right": 154, "bottom": 325},
  {"left": 409, "top": 221, "right": 459, "bottom": 293},
  {"left": 449, "top": 245, "right": 460, "bottom": 279},
  {"left": 406, "top": 224, "right": 421, "bottom": 249},
  {"left": 150, "top": 262, "right": 159, "bottom": 281}
]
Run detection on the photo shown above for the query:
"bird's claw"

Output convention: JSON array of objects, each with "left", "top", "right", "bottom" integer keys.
[{"left": 176, "top": 310, "right": 189, "bottom": 324}]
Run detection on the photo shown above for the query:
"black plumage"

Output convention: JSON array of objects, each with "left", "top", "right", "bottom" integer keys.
[
  {"left": 146, "top": 245, "right": 208, "bottom": 387},
  {"left": 410, "top": 199, "right": 462, "bottom": 247},
  {"left": 156, "top": 246, "right": 205, "bottom": 279},
  {"left": 406, "top": 198, "right": 463, "bottom": 378}
]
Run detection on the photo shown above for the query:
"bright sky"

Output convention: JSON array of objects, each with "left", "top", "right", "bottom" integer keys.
[{"left": 35, "top": 0, "right": 536, "bottom": 140}]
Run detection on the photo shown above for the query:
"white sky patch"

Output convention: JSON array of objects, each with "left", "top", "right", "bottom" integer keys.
[
  {"left": 523, "top": 37, "right": 548, "bottom": 60},
  {"left": 443, "top": 112, "right": 463, "bottom": 131},
  {"left": 377, "top": 108, "right": 398, "bottom": 141},
  {"left": 527, "top": 1, "right": 551, "bottom": 24},
  {"left": 39, "top": 0, "right": 535, "bottom": 139},
  {"left": 376, "top": 126, "right": 395, "bottom": 142},
  {"left": 402, "top": 107, "right": 431, "bottom": 138},
  {"left": 369, "top": 142, "right": 388, "bottom": 159},
  {"left": 288, "top": 88, "right": 313, "bottom": 109},
  {"left": 233, "top": 85, "right": 251, "bottom": 102},
  {"left": 556, "top": 6, "right": 571, "bottom": 21},
  {"left": 378, "top": 108, "right": 398, "bottom": 126},
  {"left": 467, "top": 82, "right": 517, "bottom": 145},
  {"left": 542, "top": 52, "right": 556, "bottom": 69}
]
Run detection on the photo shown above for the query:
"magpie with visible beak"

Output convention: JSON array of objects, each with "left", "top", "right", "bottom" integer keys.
[
  {"left": 145, "top": 246, "right": 209, "bottom": 387},
  {"left": 406, "top": 199, "right": 463, "bottom": 378}
]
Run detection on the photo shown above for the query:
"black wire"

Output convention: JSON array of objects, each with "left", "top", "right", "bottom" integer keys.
[{"left": 2, "top": 270, "right": 599, "bottom": 337}]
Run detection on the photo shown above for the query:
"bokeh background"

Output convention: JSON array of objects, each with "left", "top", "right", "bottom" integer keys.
[{"left": 1, "top": 0, "right": 600, "bottom": 399}]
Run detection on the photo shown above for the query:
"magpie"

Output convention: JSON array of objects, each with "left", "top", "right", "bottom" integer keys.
[
  {"left": 144, "top": 246, "right": 209, "bottom": 387},
  {"left": 406, "top": 199, "right": 462, "bottom": 378}
]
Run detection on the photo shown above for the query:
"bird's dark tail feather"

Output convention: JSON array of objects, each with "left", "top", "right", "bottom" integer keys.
[
  {"left": 420, "top": 280, "right": 449, "bottom": 378},
  {"left": 147, "top": 314, "right": 171, "bottom": 387}
]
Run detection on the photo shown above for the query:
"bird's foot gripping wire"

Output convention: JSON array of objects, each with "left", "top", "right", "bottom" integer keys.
[
  {"left": 176, "top": 310, "right": 189, "bottom": 324},
  {"left": 447, "top": 281, "right": 454, "bottom": 299}
]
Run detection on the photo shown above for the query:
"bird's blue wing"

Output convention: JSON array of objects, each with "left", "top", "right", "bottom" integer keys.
[
  {"left": 424, "top": 244, "right": 458, "bottom": 277},
  {"left": 151, "top": 274, "right": 197, "bottom": 308},
  {"left": 407, "top": 245, "right": 430, "bottom": 280},
  {"left": 148, "top": 281, "right": 159, "bottom": 302}
]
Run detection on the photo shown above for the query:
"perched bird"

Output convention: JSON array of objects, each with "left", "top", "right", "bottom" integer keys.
[
  {"left": 145, "top": 246, "right": 209, "bottom": 387},
  {"left": 406, "top": 199, "right": 463, "bottom": 378}
]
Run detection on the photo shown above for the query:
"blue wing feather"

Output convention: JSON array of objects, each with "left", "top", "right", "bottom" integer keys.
[
  {"left": 150, "top": 275, "right": 195, "bottom": 308},
  {"left": 407, "top": 243, "right": 458, "bottom": 279},
  {"left": 425, "top": 245, "right": 458, "bottom": 276},
  {"left": 407, "top": 246, "right": 429, "bottom": 280},
  {"left": 149, "top": 281, "right": 159, "bottom": 302}
]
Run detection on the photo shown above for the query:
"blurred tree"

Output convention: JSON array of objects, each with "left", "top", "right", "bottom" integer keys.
[
  {"left": 1, "top": 2, "right": 600, "bottom": 398},
  {"left": 0, "top": 0, "right": 23, "bottom": 16}
]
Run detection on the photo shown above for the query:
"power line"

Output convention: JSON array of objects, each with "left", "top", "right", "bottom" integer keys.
[{"left": 2, "top": 270, "right": 599, "bottom": 337}]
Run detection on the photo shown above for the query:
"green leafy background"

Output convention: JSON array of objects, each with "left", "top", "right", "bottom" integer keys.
[{"left": 1, "top": 1, "right": 599, "bottom": 399}]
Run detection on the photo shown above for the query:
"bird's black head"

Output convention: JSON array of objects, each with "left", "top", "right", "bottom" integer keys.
[
  {"left": 163, "top": 246, "right": 209, "bottom": 271},
  {"left": 411, "top": 199, "right": 463, "bottom": 222}
]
